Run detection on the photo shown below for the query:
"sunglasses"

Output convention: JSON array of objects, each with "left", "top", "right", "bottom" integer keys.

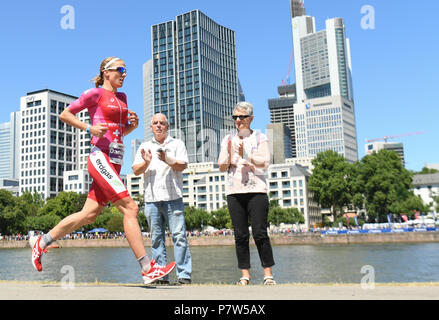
[
  {"left": 106, "top": 66, "right": 127, "bottom": 74},
  {"left": 232, "top": 115, "right": 250, "bottom": 120}
]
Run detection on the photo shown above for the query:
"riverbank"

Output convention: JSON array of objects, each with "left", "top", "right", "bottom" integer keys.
[{"left": 2, "top": 231, "right": 439, "bottom": 248}]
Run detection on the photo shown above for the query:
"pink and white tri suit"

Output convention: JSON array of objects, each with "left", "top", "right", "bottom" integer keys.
[{"left": 68, "top": 87, "right": 130, "bottom": 206}]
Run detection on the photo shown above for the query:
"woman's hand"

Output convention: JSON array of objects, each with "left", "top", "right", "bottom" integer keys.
[
  {"left": 238, "top": 141, "right": 244, "bottom": 158},
  {"left": 90, "top": 124, "right": 109, "bottom": 138},
  {"left": 128, "top": 110, "right": 139, "bottom": 129}
]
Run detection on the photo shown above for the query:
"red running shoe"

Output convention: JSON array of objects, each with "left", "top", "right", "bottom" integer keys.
[
  {"left": 29, "top": 236, "right": 48, "bottom": 272},
  {"left": 142, "top": 259, "right": 176, "bottom": 285}
]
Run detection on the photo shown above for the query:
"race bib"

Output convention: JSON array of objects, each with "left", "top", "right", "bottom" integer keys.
[{"left": 109, "top": 142, "right": 125, "bottom": 165}]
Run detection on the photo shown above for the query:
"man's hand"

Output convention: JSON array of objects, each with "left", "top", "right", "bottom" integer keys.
[
  {"left": 157, "top": 149, "right": 167, "bottom": 163},
  {"left": 141, "top": 148, "right": 152, "bottom": 163}
]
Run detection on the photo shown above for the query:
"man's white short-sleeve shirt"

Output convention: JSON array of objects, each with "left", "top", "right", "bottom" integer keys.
[{"left": 133, "top": 136, "right": 188, "bottom": 202}]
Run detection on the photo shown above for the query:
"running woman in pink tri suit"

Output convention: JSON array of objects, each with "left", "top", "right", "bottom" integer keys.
[{"left": 29, "top": 57, "right": 176, "bottom": 284}]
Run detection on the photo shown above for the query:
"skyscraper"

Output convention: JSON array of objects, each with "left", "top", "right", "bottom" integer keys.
[
  {"left": 268, "top": 84, "right": 297, "bottom": 157},
  {"left": 290, "top": 0, "right": 306, "bottom": 19},
  {"left": 292, "top": 17, "right": 354, "bottom": 103},
  {"left": 0, "top": 112, "right": 20, "bottom": 179},
  {"left": 143, "top": 59, "right": 153, "bottom": 142},
  {"left": 289, "top": 4, "right": 358, "bottom": 163},
  {"left": 149, "top": 10, "right": 239, "bottom": 163},
  {"left": 266, "top": 123, "right": 292, "bottom": 164}
]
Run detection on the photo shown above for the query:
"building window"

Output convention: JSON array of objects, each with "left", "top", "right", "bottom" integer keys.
[{"left": 269, "top": 182, "right": 278, "bottom": 189}]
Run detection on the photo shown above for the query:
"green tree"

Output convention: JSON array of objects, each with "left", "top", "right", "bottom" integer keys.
[
  {"left": 26, "top": 214, "right": 61, "bottom": 233},
  {"left": 106, "top": 212, "right": 124, "bottom": 232},
  {"left": 84, "top": 206, "right": 113, "bottom": 231},
  {"left": 209, "top": 207, "right": 232, "bottom": 229},
  {"left": 0, "top": 189, "right": 20, "bottom": 234},
  {"left": 390, "top": 193, "right": 431, "bottom": 219},
  {"left": 417, "top": 167, "right": 439, "bottom": 175},
  {"left": 334, "top": 216, "right": 364, "bottom": 228},
  {"left": 41, "top": 191, "right": 81, "bottom": 220},
  {"left": 72, "top": 193, "right": 88, "bottom": 213},
  {"left": 433, "top": 196, "right": 439, "bottom": 213},
  {"left": 268, "top": 205, "right": 304, "bottom": 226},
  {"left": 357, "top": 149, "right": 413, "bottom": 222},
  {"left": 308, "top": 150, "right": 353, "bottom": 220},
  {"left": 184, "top": 206, "right": 211, "bottom": 231}
]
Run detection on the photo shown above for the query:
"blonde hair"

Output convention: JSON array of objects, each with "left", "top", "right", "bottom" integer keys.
[{"left": 91, "top": 56, "right": 121, "bottom": 88}]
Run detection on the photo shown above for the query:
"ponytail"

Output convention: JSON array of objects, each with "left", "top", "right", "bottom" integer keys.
[
  {"left": 91, "top": 73, "right": 104, "bottom": 88},
  {"left": 91, "top": 56, "right": 119, "bottom": 88}
]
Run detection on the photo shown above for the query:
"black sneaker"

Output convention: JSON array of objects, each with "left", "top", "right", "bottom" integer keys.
[
  {"left": 155, "top": 279, "right": 170, "bottom": 285},
  {"left": 177, "top": 278, "right": 191, "bottom": 285}
]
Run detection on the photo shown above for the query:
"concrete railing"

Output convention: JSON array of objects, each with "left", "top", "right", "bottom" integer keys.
[{"left": 3, "top": 232, "right": 439, "bottom": 249}]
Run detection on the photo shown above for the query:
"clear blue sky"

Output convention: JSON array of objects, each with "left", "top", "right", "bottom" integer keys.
[{"left": 0, "top": 0, "right": 437, "bottom": 174}]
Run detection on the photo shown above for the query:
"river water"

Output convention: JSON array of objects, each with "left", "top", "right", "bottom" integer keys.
[{"left": 1, "top": 243, "right": 439, "bottom": 284}]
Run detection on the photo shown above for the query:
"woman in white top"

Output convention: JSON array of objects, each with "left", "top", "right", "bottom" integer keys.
[{"left": 218, "top": 102, "right": 276, "bottom": 285}]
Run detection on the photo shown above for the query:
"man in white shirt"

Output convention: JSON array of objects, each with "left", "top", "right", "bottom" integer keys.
[{"left": 132, "top": 113, "right": 192, "bottom": 284}]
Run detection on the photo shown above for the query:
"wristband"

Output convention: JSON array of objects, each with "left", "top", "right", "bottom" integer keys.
[{"left": 85, "top": 125, "right": 91, "bottom": 133}]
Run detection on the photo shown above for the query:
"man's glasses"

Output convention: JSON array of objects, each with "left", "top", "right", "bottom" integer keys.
[
  {"left": 106, "top": 66, "right": 127, "bottom": 74},
  {"left": 232, "top": 115, "right": 250, "bottom": 120}
]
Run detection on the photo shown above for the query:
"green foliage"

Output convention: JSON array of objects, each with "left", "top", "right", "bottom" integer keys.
[
  {"left": 268, "top": 205, "right": 304, "bottom": 226},
  {"left": 0, "top": 190, "right": 19, "bottom": 234},
  {"left": 389, "top": 193, "right": 431, "bottom": 219},
  {"left": 106, "top": 213, "right": 124, "bottom": 233},
  {"left": 138, "top": 211, "right": 149, "bottom": 232},
  {"left": 209, "top": 207, "right": 232, "bottom": 229},
  {"left": 26, "top": 214, "right": 61, "bottom": 233},
  {"left": 308, "top": 150, "right": 353, "bottom": 218},
  {"left": 41, "top": 192, "right": 82, "bottom": 220},
  {"left": 333, "top": 216, "right": 364, "bottom": 228},
  {"left": 72, "top": 193, "right": 88, "bottom": 213},
  {"left": 85, "top": 207, "right": 113, "bottom": 232},
  {"left": 356, "top": 150, "right": 413, "bottom": 222},
  {"left": 434, "top": 196, "right": 439, "bottom": 213},
  {"left": 417, "top": 167, "right": 439, "bottom": 175},
  {"left": 308, "top": 149, "right": 421, "bottom": 223},
  {"left": 184, "top": 206, "right": 211, "bottom": 231}
]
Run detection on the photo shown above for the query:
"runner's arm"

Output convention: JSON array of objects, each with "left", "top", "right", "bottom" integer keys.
[{"left": 60, "top": 109, "right": 108, "bottom": 137}]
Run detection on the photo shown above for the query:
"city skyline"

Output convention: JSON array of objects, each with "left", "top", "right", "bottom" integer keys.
[{"left": 0, "top": 0, "right": 437, "bottom": 174}]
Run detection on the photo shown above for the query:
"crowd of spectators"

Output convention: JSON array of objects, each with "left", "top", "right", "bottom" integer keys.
[{"left": 2, "top": 222, "right": 436, "bottom": 242}]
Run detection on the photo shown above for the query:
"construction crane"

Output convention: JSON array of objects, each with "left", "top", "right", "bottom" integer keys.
[
  {"left": 281, "top": 48, "right": 294, "bottom": 86},
  {"left": 365, "top": 131, "right": 425, "bottom": 143}
]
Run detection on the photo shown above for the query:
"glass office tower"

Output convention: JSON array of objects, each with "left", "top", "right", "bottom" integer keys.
[{"left": 151, "top": 10, "right": 239, "bottom": 163}]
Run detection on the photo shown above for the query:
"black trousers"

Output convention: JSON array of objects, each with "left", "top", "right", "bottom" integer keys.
[{"left": 227, "top": 193, "right": 275, "bottom": 270}]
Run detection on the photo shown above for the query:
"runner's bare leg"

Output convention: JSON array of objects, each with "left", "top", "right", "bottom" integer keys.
[
  {"left": 113, "top": 196, "right": 146, "bottom": 259},
  {"left": 47, "top": 198, "right": 105, "bottom": 240}
]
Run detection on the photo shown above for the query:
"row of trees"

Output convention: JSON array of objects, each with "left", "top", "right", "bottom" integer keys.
[
  {"left": 308, "top": 149, "right": 437, "bottom": 223},
  {"left": 0, "top": 191, "right": 305, "bottom": 236},
  {"left": 2, "top": 148, "right": 431, "bottom": 234}
]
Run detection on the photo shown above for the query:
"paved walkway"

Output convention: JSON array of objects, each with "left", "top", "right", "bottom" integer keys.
[{"left": 1, "top": 281, "right": 439, "bottom": 300}]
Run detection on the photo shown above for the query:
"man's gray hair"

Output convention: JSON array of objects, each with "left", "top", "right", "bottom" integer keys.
[
  {"left": 233, "top": 101, "right": 253, "bottom": 116},
  {"left": 151, "top": 113, "right": 169, "bottom": 125}
]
